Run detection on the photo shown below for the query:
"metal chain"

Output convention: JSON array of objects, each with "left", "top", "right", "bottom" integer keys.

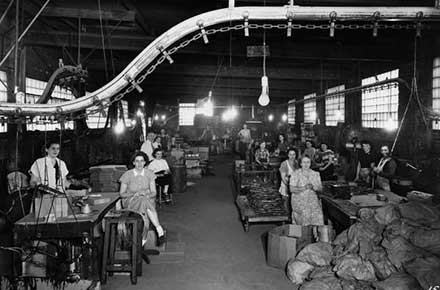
[{"left": 0, "top": 21, "right": 422, "bottom": 122}]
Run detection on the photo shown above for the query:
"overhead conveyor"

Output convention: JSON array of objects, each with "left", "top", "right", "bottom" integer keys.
[{"left": 1, "top": 5, "right": 440, "bottom": 117}]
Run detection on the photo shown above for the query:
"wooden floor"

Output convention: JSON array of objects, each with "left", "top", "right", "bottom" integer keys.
[{"left": 104, "top": 155, "right": 294, "bottom": 290}]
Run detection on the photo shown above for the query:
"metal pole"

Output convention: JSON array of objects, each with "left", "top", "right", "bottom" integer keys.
[
  {"left": 77, "top": 16, "right": 81, "bottom": 65},
  {"left": 0, "top": 0, "right": 50, "bottom": 69},
  {"left": 14, "top": 0, "right": 19, "bottom": 93},
  {"left": 0, "top": 0, "right": 15, "bottom": 28}
]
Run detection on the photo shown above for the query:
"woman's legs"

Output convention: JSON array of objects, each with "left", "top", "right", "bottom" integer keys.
[{"left": 146, "top": 209, "right": 164, "bottom": 237}]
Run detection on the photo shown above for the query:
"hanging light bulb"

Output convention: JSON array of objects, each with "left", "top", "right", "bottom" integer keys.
[
  {"left": 161, "top": 114, "right": 166, "bottom": 120},
  {"left": 281, "top": 113, "right": 288, "bottom": 122},
  {"left": 258, "top": 76, "right": 270, "bottom": 106},
  {"left": 268, "top": 114, "right": 274, "bottom": 122},
  {"left": 114, "top": 120, "right": 125, "bottom": 134},
  {"left": 154, "top": 114, "right": 159, "bottom": 121},
  {"left": 130, "top": 119, "right": 137, "bottom": 126},
  {"left": 230, "top": 105, "right": 238, "bottom": 119},
  {"left": 136, "top": 109, "right": 143, "bottom": 117}
]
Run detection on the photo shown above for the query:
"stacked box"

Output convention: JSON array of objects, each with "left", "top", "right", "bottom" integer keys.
[{"left": 89, "top": 165, "right": 127, "bottom": 192}]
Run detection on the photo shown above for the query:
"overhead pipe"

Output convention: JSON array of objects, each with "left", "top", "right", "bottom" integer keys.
[{"left": 0, "top": 5, "right": 440, "bottom": 116}]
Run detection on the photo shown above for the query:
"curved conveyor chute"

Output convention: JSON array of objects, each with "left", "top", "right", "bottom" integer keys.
[{"left": 1, "top": 5, "right": 440, "bottom": 116}]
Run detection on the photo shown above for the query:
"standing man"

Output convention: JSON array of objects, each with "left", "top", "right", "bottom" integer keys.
[
  {"left": 141, "top": 131, "right": 156, "bottom": 162},
  {"left": 373, "top": 145, "right": 397, "bottom": 191},
  {"left": 159, "top": 128, "right": 170, "bottom": 152},
  {"left": 355, "top": 141, "right": 376, "bottom": 185},
  {"left": 237, "top": 123, "right": 251, "bottom": 160}
]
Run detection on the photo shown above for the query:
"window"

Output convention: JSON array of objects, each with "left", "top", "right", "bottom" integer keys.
[
  {"left": 178, "top": 103, "right": 196, "bottom": 126},
  {"left": 325, "top": 85, "right": 345, "bottom": 126},
  {"left": 0, "top": 71, "right": 8, "bottom": 133},
  {"left": 433, "top": 57, "right": 440, "bottom": 130},
  {"left": 303, "top": 93, "right": 317, "bottom": 124},
  {"left": 288, "top": 99, "right": 296, "bottom": 125},
  {"left": 26, "top": 77, "right": 75, "bottom": 131},
  {"left": 361, "top": 69, "right": 399, "bottom": 129}
]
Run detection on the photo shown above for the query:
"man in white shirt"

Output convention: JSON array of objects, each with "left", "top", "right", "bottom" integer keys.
[
  {"left": 237, "top": 123, "right": 252, "bottom": 160},
  {"left": 140, "top": 131, "right": 156, "bottom": 162}
]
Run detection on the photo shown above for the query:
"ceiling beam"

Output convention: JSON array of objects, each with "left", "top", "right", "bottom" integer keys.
[
  {"left": 144, "top": 87, "right": 303, "bottom": 101},
  {"left": 150, "top": 64, "right": 340, "bottom": 80},
  {"left": 143, "top": 75, "right": 314, "bottom": 91},
  {"left": 25, "top": 30, "right": 154, "bottom": 51},
  {"left": 24, "top": 30, "right": 408, "bottom": 62},
  {"left": 40, "top": 6, "right": 136, "bottom": 22},
  {"left": 121, "top": 0, "right": 155, "bottom": 36}
]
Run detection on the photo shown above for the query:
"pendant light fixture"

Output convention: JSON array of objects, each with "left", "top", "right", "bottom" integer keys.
[{"left": 258, "top": 20, "right": 270, "bottom": 106}]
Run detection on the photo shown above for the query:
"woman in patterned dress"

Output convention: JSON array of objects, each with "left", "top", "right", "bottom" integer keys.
[
  {"left": 289, "top": 156, "right": 324, "bottom": 226},
  {"left": 119, "top": 151, "right": 165, "bottom": 245}
]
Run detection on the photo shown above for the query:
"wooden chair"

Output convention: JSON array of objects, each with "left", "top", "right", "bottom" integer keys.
[{"left": 101, "top": 211, "right": 143, "bottom": 285}]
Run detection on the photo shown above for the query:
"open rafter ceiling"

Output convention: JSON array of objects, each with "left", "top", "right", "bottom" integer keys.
[{"left": 1, "top": 0, "right": 438, "bottom": 105}]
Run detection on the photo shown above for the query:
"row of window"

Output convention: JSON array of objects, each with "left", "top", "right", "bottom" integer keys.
[
  {"left": 289, "top": 69, "right": 400, "bottom": 129},
  {"left": 0, "top": 72, "right": 132, "bottom": 132}
]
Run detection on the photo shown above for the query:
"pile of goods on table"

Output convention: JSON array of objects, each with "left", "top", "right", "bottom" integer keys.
[
  {"left": 286, "top": 201, "right": 440, "bottom": 290},
  {"left": 242, "top": 184, "right": 287, "bottom": 216}
]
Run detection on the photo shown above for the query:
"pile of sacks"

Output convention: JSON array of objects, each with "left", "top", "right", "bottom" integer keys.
[{"left": 286, "top": 201, "right": 440, "bottom": 290}]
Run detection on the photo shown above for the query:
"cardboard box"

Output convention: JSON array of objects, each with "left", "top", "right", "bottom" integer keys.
[{"left": 267, "top": 225, "right": 313, "bottom": 269}]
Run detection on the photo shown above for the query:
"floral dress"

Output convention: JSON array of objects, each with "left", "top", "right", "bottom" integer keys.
[{"left": 289, "top": 169, "right": 324, "bottom": 226}]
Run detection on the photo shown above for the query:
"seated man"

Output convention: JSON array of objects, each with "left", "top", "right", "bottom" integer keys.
[{"left": 148, "top": 148, "right": 172, "bottom": 203}]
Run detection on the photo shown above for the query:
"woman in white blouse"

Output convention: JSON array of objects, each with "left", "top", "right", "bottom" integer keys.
[
  {"left": 148, "top": 148, "right": 172, "bottom": 202},
  {"left": 29, "top": 140, "right": 69, "bottom": 191}
]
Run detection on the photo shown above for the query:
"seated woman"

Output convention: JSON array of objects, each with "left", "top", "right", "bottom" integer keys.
[
  {"left": 148, "top": 148, "right": 172, "bottom": 203},
  {"left": 289, "top": 156, "right": 324, "bottom": 226},
  {"left": 302, "top": 140, "right": 317, "bottom": 162},
  {"left": 315, "top": 143, "right": 336, "bottom": 181},
  {"left": 119, "top": 152, "right": 165, "bottom": 246},
  {"left": 254, "top": 141, "right": 270, "bottom": 168},
  {"left": 278, "top": 148, "right": 299, "bottom": 197},
  {"left": 152, "top": 136, "right": 162, "bottom": 150}
]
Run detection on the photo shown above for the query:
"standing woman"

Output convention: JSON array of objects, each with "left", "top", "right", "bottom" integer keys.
[
  {"left": 279, "top": 148, "right": 299, "bottom": 197},
  {"left": 289, "top": 156, "right": 324, "bottom": 226},
  {"left": 29, "top": 140, "right": 69, "bottom": 190},
  {"left": 275, "top": 134, "right": 288, "bottom": 159},
  {"left": 119, "top": 152, "right": 165, "bottom": 246}
]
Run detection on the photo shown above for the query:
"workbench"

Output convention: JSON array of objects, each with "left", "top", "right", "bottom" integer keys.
[
  {"left": 236, "top": 195, "right": 289, "bottom": 232},
  {"left": 320, "top": 189, "right": 405, "bottom": 232},
  {"left": 13, "top": 192, "right": 120, "bottom": 282}
]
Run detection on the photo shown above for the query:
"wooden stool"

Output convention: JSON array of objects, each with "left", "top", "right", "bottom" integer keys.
[{"left": 102, "top": 211, "right": 143, "bottom": 285}]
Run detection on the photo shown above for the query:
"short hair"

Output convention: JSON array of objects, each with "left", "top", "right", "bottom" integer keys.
[
  {"left": 45, "top": 140, "right": 60, "bottom": 149},
  {"left": 361, "top": 140, "right": 371, "bottom": 146},
  {"left": 381, "top": 145, "right": 390, "bottom": 150},
  {"left": 153, "top": 136, "right": 161, "bottom": 143},
  {"left": 287, "top": 147, "right": 298, "bottom": 157},
  {"left": 130, "top": 151, "right": 149, "bottom": 164},
  {"left": 152, "top": 148, "right": 163, "bottom": 158},
  {"left": 300, "top": 155, "right": 312, "bottom": 162}
]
